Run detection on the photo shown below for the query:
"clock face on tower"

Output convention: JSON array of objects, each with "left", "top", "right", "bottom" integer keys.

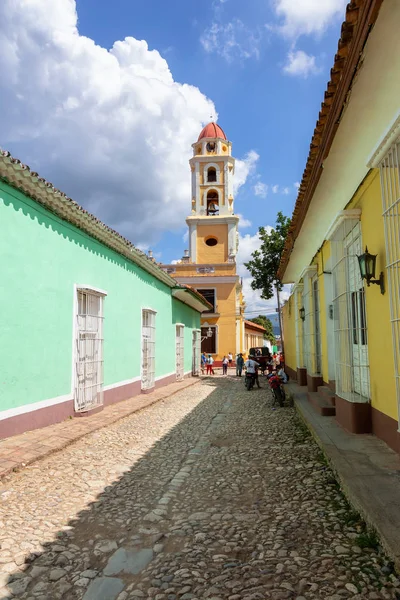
[{"left": 206, "top": 142, "right": 216, "bottom": 152}]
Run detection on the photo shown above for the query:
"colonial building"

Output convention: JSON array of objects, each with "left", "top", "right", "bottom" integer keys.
[
  {"left": 280, "top": 0, "right": 400, "bottom": 453},
  {"left": 0, "top": 149, "right": 211, "bottom": 440},
  {"left": 244, "top": 320, "right": 268, "bottom": 355},
  {"left": 162, "top": 122, "right": 246, "bottom": 364}
]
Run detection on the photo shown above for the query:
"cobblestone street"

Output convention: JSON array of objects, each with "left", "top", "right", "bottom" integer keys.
[{"left": 0, "top": 376, "right": 399, "bottom": 600}]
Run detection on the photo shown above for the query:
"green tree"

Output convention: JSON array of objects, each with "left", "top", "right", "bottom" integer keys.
[
  {"left": 249, "top": 315, "right": 275, "bottom": 343},
  {"left": 244, "top": 211, "right": 291, "bottom": 299}
]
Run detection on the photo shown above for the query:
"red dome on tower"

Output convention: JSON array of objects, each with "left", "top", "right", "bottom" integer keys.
[{"left": 198, "top": 122, "right": 227, "bottom": 141}]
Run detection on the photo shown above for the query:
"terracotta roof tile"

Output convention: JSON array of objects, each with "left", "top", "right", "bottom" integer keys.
[{"left": 0, "top": 149, "right": 178, "bottom": 289}]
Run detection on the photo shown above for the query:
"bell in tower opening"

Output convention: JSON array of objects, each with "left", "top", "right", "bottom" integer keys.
[{"left": 207, "top": 190, "right": 219, "bottom": 215}]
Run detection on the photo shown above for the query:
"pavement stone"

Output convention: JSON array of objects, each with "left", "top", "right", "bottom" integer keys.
[
  {"left": 82, "top": 577, "right": 125, "bottom": 600},
  {"left": 104, "top": 548, "right": 154, "bottom": 576},
  {"left": 0, "top": 376, "right": 200, "bottom": 480},
  {"left": 0, "top": 374, "right": 398, "bottom": 599}
]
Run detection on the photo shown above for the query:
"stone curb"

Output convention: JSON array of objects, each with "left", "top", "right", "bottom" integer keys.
[
  {"left": 291, "top": 384, "right": 400, "bottom": 571},
  {"left": 0, "top": 378, "right": 201, "bottom": 482}
]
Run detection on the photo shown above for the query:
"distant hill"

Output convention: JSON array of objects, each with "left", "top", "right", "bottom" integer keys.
[
  {"left": 246, "top": 312, "right": 281, "bottom": 336},
  {"left": 267, "top": 313, "right": 281, "bottom": 336}
]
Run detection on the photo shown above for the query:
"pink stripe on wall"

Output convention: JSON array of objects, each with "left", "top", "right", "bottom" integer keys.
[{"left": 0, "top": 371, "right": 183, "bottom": 440}]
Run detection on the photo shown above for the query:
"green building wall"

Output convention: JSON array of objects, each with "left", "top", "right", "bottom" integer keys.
[{"left": 0, "top": 181, "right": 200, "bottom": 414}]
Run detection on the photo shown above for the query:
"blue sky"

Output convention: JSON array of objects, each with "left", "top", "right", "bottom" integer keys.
[{"left": 0, "top": 0, "right": 347, "bottom": 313}]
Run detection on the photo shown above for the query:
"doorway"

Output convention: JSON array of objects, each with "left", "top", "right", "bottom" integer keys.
[
  {"left": 142, "top": 310, "right": 156, "bottom": 390},
  {"left": 312, "top": 276, "right": 322, "bottom": 374},
  {"left": 176, "top": 325, "right": 184, "bottom": 380},
  {"left": 192, "top": 329, "right": 201, "bottom": 376},
  {"left": 75, "top": 289, "right": 104, "bottom": 412},
  {"left": 347, "top": 235, "right": 369, "bottom": 399}
]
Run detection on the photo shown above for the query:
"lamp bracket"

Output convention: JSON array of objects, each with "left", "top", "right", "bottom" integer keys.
[{"left": 368, "top": 272, "right": 385, "bottom": 295}]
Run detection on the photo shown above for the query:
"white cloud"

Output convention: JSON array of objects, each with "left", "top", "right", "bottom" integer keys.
[
  {"left": 234, "top": 150, "right": 259, "bottom": 195},
  {"left": 282, "top": 187, "right": 290, "bottom": 195},
  {"left": 237, "top": 214, "right": 252, "bottom": 229},
  {"left": 254, "top": 181, "right": 268, "bottom": 198},
  {"left": 273, "top": 0, "right": 347, "bottom": 39},
  {"left": 294, "top": 181, "right": 300, "bottom": 189},
  {"left": 182, "top": 230, "right": 189, "bottom": 243},
  {"left": 272, "top": 184, "right": 279, "bottom": 194},
  {"left": 237, "top": 230, "right": 275, "bottom": 314},
  {"left": 0, "top": 0, "right": 219, "bottom": 247},
  {"left": 200, "top": 19, "right": 261, "bottom": 62},
  {"left": 237, "top": 230, "right": 291, "bottom": 316},
  {"left": 283, "top": 49, "right": 320, "bottom": 77}
]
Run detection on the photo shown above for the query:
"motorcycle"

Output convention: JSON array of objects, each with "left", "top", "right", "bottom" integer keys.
[
  {"left": 267, "top": 373, "right": 285, "bottom": 406},
  {"left": 244, "top": 371, "right": 256, "bottom": 391}
]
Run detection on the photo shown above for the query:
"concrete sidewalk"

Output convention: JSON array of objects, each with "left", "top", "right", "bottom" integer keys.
[
  {"left": 288, "top": 382, "right": 400, "bottom": 570},
  {"left": 0, "top": 377, "right": 201, "bottom": 481}
]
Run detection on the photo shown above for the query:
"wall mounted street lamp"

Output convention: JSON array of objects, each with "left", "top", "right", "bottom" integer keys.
[
  {"left": 201, "top": 327, "right": 213, "bottom": 343},
  {"left": 357, "top": 246, "right": 385, "bottom": 295},
  {"left": 299, "top": 307, "right": 306, "bottom": 321}
]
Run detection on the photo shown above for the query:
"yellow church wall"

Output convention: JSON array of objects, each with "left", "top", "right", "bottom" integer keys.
[
  {"left": 199, "top": 281, "right": 237, "bottom": 361},
  {"left": 349, "top": 170, "right": 398, "bottom": 421},
  {"left": 196, "top": 224, "right": 228, "bottom": 263}
]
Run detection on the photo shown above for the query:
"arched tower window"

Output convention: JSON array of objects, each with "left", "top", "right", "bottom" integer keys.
[
  {"left": 207, "top": 190, "right": 219, "bottom": 216},
  {"left": 207, "top": 167, "right": 217, "bottom": 183}
]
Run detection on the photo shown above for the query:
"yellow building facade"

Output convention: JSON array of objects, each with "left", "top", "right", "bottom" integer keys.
[
  {"left": 280, "top": 0, "right": 400, "bottom": 453},
  {"left": 162, "top": 122, "right": 246, "bottom": 364}
]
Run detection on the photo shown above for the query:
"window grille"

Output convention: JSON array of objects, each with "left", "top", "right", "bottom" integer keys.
[
  {"left": 330, "top": 219, "right": 370, "bottom": 402},
  {"left": 294, "top": 284, "right": 305, "bottom": 369},
  {"left": 142, "top": 310, "right": 156, "bottom": 390},
  {"left": 176, "top": 325, "right": 185, "bottom": 380},
  {"left": 75, "top": 289, "right": 104, "bottom": 412},
  {"left": 379, "top": 140, "right": 400, "bottom": 421},
  {"left": 302, "top": 268, "right": 316, "bottom": 374},
  {"left": 312, "top": 276, "right": 322, "bottom": 374},
  {"left": 192, "top": 330, "right": 201, "bottom": 376}
]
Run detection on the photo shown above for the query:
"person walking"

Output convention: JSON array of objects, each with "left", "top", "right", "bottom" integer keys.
[
  {"left": 206, "top": 354, "right": 214, "bottom": 375},
  {"left": 228, "top": 352, "right": 233, "bottom": 369},
  {"left": 236, "top": 353, "right": 244, "bottom": 377},
  {"left": 222, "top": 355, "right": 229, "bottom": 375},
  {"left": 201, "top": 352, "right": 207, "bottom": 375}
]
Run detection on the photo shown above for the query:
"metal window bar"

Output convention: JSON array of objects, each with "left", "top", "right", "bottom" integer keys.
[
  {"left": 302, "top": 276, "right": 313, "bottom": 373},
  {"left": 379, "top": 140, "right": 400, "bottom": 424},
  {"left": 331, "top": 221, "right": 370, "bottom": 402},
  {"left": 142, "top": 310, "right": 156, "bottom": 390},
  {"left": 312, "top": 276, "right": 322, "bottom": 374},
  {"left": 176, "top": 325, "right": 185, "bottom": 380},
  {"left": 294, "top": 286, "right": 305, "bottom": 368},
  {"left": 75, "top": 290, "right": 104, "bottom": 412}
]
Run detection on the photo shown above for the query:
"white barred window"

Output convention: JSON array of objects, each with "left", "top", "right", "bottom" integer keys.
[
  {"left": 328, "top": 214, "right": 370, "bottom": 402},
  {"left": 379, "top": 139, "right": 400, "bottom": 420}
]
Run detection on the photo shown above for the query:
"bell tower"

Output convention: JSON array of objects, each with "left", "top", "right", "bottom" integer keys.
[
  {"left": 187, "top": 122, "right": 239, "bottom": 265},
  {"left": 161, "top": 121, "right": 245, "bottom": 363}
]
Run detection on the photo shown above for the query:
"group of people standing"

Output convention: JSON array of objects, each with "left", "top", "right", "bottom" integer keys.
[
  {"left": 200, "top": 350, "right": 286, "bottom": 378},
  {"left": 201, "top": 352, "right": 233, "bottom": 375}
]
